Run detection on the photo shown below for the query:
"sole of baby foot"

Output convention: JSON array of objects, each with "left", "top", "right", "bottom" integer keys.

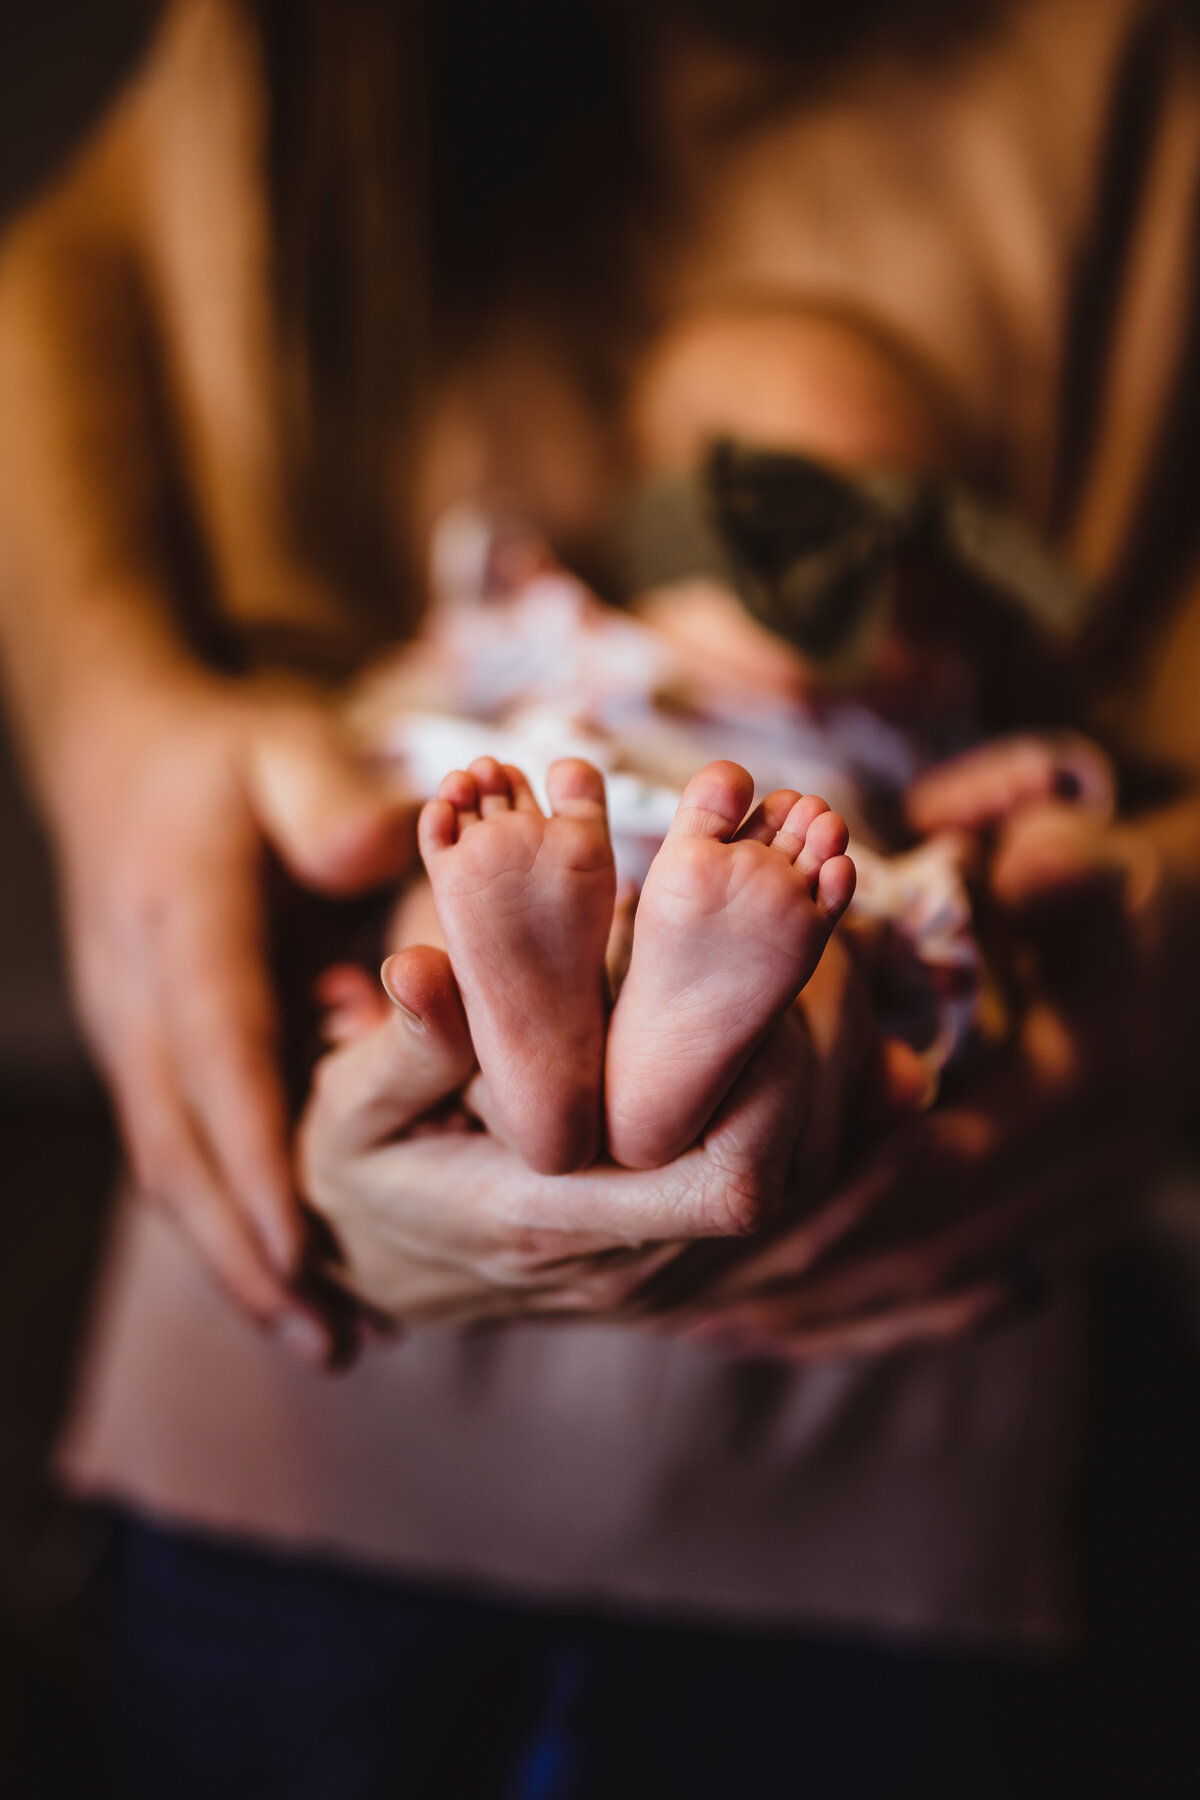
[
  {"left": 418, "top": 755, "right": 616, "bottom": 1174},
  {"left": 606, "top": 760, "right": 855, "bottom": 1171}
]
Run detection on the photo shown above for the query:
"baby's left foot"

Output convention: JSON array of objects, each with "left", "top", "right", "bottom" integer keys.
[
  {"left": 419, "top": 757, "right": 615, "bottom": 1174},
  {"left": 606, "top": 761, "right": 855, "bottom": 1171}
]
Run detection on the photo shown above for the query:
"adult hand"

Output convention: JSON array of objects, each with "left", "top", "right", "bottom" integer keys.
[
  {"left": 684, "top": 787, "right": 1189, "bottom": 1360},
  {"left": 298, "top": 944, "right": 815, "bottom": 1329},
  {"left": 53, "top": 668, "right": 413, "bottom": 1358}
]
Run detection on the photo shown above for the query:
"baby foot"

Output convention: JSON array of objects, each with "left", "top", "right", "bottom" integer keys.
[
  {"left": 606, "top": 761, "right": 855, "bottom": 1171},
  {"left": 418, "top": 756, "right": 616, "bottom": 1174}
]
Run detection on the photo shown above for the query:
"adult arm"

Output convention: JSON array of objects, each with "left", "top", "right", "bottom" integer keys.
[
  {"left": 684, "top": 768, "right": 1200, "bottom": 1358},
  {"left": 0, "top": 19, "right": 411, "bottom": 1354}
]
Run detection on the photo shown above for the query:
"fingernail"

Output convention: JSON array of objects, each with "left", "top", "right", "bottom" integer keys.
[
  {"left": 1053, "top": 766, "right": 1082, "bottom": 801},
  {"left": 278, "top": 1314, "right": 331, "bottom": 1364},
  {"left": 380, "top": 962, "right": 425, "bottom": 1030}
]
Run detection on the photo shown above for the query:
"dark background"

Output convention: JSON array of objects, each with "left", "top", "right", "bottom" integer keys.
[
  {"left": 0, "top": 5, "right": 1197, "bottom": 1795},
  {"left": 0, "top": 8, "right": 158, "bottom": 1791}
]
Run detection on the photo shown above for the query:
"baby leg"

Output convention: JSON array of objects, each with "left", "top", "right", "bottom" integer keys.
[
  {"left": 419, "top": 756, "right": 616, "bottom": 1174},
  {"left": 606, "top": 761, "right": 854, "bottom": 1170}
]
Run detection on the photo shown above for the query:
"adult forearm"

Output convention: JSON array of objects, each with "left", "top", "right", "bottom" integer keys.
[{"left": 0, "top": 119, "right": 209, "bottom": 816}]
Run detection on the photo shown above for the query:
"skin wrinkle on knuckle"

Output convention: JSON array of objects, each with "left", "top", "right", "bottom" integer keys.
[{"left": 702, "top": 1160, "right": 771, "bottom": 1238}]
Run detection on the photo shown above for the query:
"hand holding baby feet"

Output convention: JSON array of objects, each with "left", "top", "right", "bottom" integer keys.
[
  {"left": 606, "top": 761, "right": 855, "bottom": 1170},
  {"left": 418, "top": 757, "right": 616, "bottom": 1173}
]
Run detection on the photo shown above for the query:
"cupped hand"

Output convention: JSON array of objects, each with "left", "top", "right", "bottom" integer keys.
[
  {"left": 53, "top": 670, "right": 413, "bottom": 1357},
  {"left": 297, "top": 944, "right": 815, "bottom": 1330},
  {"left": 683, "top": 786, "right": 1189, "bottom": 1360}
]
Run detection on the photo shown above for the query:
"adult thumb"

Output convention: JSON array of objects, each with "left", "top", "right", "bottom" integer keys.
[{"left": 247, "top": 706, "right": 415, "bottom": 894}]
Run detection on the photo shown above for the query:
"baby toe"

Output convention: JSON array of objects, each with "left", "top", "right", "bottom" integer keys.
[
  {"left": 736, "top": 788, "right": 802, "bottom": 846},
  {"left": 799, "top": 808, "right": 850, "bottom": 887},
  {"left": 418, "top": 796, "right": 460, "bottom": 860},
  {"left": 546, "top": 757, "right": 609, "bottom": 822},
  {"left": 502, "top": 764, "right": 545, "bottom": 815},
  {"left": 437, "top": 768, "right": 477, "bottom": 808},
  {"left": 817, "top": 853, "right": 857, "bottom": 924},
  {"left": 437, "top": 768, "right": 481, "bottom": 831},
  {"left": 670, "top": 761, "right": 756, "bottom": 841},
  {"left": 469, "top": 757, "right": 514, "bottom": 818},
  {"left": 771, "top": 794, "right": 829, "bottom": 863}
]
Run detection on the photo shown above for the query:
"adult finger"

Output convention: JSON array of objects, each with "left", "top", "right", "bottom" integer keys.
[
  {"left": 693, "top": 1176, "right": 1139, "bottom": 1361},
  {"left": 108, "top": 1019, "right": 330, "bottom": 1357},
  {"left": 710, "top": 1130, "right": 1139, "bottom": 1337},
  {"left": 248, "top": 705, "right": 415, "bottom": 895},
  {"left": 154, "top": 860, "right": 300, "bottom": 1277},
  {"left": 780, "top": 1147, "right": 1141, "bottom": 1327},
  {"left": 990, "top": 802, "right": 1136, "bottom": 916},
  {"left": 689, "top": 1283, "right": 1006, "bottom": 1363},
  {"left": 336, "top": 1006, "right": 812, "bottom": 1275},
  {"left": 705, "top": 1097, "right": 1007, "bottom": 1307},
  {"left": 905, "top": 732, "right": 1114, "bottom": 836},
  {"left": 301, "top": 945, "right": 475, "bottom": 1161},
  {"left": 314, "top": 962, "right": 394, "bottom": 1045}
]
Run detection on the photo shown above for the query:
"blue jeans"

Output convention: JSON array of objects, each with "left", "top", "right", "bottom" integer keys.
[{"left": 105, "top": 1516, "right": 1062, "bottom": 1800}]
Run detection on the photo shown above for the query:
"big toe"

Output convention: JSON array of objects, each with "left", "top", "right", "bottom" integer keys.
[
  {"left": 546, "top": 757, "right": 609, "bottom": 821},
  {"left": 671, "top": 761, "right": 756, "bottom": 841}
]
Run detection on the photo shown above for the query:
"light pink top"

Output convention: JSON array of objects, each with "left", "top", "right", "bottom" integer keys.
[{"left": 62, "top": 1196, "right": 1083, "bottom": 1644}]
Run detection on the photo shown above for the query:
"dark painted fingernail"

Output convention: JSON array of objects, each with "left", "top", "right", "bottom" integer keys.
[{"left": 1053, "top": 767, "right": 1082, "bottom": 801}]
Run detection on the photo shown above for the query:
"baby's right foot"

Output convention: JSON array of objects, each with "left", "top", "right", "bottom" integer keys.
[
  {"left": 418, "top": 756, "right": 615, "bottom": 1174},
  {"left": 606, "top": 761, "right": 855, "bottom": 1170}
]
